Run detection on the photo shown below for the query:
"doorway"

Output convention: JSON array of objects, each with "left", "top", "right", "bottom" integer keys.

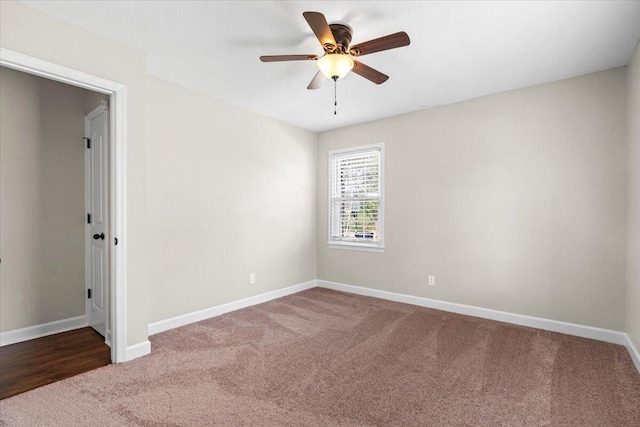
[
  {"left": 0, "top": 66, "right": 113, "bottom": 399},
  {"left": 0, "top": 47, "right": 127, "bottom": 364}
]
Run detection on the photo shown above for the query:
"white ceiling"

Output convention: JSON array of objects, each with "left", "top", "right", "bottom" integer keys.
[{"left": 21, "top": 1, "right": 640, "bottom": 132}]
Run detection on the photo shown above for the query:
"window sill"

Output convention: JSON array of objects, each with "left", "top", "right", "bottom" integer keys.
[{"left": 327, "top": 242, "right": 385, "bottom": 253}]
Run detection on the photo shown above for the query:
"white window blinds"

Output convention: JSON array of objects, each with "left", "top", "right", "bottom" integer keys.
[{"left": 329, "top": 144, "right": 384, "bottom": 249}]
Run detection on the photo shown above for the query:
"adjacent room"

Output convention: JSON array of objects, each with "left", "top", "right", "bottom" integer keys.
[
  {"left": 1, "top": 1, "right": 639, "bottom": 426},
  {"left": 0, "top": 66, "right": 112, "bottom": 399}
]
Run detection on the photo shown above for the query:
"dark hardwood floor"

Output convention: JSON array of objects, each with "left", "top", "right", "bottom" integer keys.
[{"left": 0, "top": 327, "right": 111, "bottom": 400}]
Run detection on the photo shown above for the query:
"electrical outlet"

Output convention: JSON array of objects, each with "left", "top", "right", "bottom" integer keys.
[
  {"left": 428, "top": 275, "right": 435, "bottom": 286},
  {"left": 249, "top": 273, "right": 255, "bottom": 284}
]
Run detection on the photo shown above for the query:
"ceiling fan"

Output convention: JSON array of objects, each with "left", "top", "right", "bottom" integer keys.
[{"left": 260, "top": 11, "right": 410, "bottom": 90}]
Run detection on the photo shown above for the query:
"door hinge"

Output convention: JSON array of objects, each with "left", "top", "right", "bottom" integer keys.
[
  {"left": 114, "top": 237, "right": 118, "bottom": 246},
  {"left": 87, "top": 213, "right": 91, "bottom": 224},
  {"left": 87, "top": 289, "right": 92, "bottom": 299},
  {"left": 83, "top": 137, "right": 91, "bottom": 149}
]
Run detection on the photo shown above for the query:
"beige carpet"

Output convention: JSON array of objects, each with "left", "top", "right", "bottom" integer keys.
[{"left": 1, "top": 288, "right": 639, "bottom": 426}]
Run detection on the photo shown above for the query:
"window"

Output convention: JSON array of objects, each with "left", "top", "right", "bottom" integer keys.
[{"left": 328, "top": 143, "right": 384, "bottom": 252}]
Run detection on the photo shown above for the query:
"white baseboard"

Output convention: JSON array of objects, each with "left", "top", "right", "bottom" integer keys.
[
  {"left": 624, "top": 334, "right": 640, "bottom": 373},
  {"left": 317, "top": 280, "right": 628, "bottom": 346},
  {"left": 0, "top": 315, "right": 88, "bottom": 347},
  {"left": 148, "top": 280, "right": 317, "bottom": 336},
  {"left": 126, "top": 340, "right": 151, "bottom": 361}
]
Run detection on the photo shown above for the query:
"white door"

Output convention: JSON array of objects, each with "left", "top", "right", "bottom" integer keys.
[{"left": 85, "top": 102, "right": 109, "bottom": 340}]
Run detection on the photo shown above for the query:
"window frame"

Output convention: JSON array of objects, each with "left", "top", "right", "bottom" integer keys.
[{"left": 327, "top": 142, "right": 385, "bottom": 253}]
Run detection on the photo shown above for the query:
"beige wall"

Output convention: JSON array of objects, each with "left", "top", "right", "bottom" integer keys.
[
  {"left": 1, "top": 2, "right": 317, "bottom": 345},
  {"left": 1, "top": 2, "right": 149, "bottom": 346},
  {"left": 0, "top": 67, "right": 87, "bottom": 331},
  {"left": 318, "top": 68, "right": 628, "bottom": 331},
  {"left": 146, "top": 77, "right": 317, "bottom": 323},
  {"left": 627, "top": 41, "right": 640, "bottom": 349}
]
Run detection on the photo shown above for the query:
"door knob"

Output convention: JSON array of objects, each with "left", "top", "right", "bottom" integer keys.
[{"left": 93, "top": 233, "right": 105, "bottom": 240}]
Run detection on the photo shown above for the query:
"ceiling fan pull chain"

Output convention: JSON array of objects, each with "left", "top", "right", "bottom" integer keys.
[{"left": 333, "top": 76, "right": 338, "bottom": 115}]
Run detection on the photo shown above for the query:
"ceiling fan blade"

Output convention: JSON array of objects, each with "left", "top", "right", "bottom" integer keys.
[
  {"left": 349, "top": 32, "right": 410, "bottom": 56},
  {"left": 352, "top": 60, "right": 389, "bottom": 85},
  {"left": 303, "top": 11, "right": 337, "bottom": 51},
  {"left": 307, "top": 71, "right": 325, "bottom": 90},
  {"left": 260, "top": 54, "right": 318, "bottom": 62}
]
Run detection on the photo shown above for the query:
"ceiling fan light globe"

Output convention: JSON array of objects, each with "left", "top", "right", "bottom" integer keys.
[{"left": 317, "top": 54, "right": 354, "bottom": 80}]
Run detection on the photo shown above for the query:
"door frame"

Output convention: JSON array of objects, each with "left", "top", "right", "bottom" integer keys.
[{"left": 1, "top": 47, "right": 128, "bottom": 363}]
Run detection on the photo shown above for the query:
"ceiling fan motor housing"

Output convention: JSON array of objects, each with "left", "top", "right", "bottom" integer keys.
[{"left": 328, "top": 23, "right": 353, "bottom": 53}]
